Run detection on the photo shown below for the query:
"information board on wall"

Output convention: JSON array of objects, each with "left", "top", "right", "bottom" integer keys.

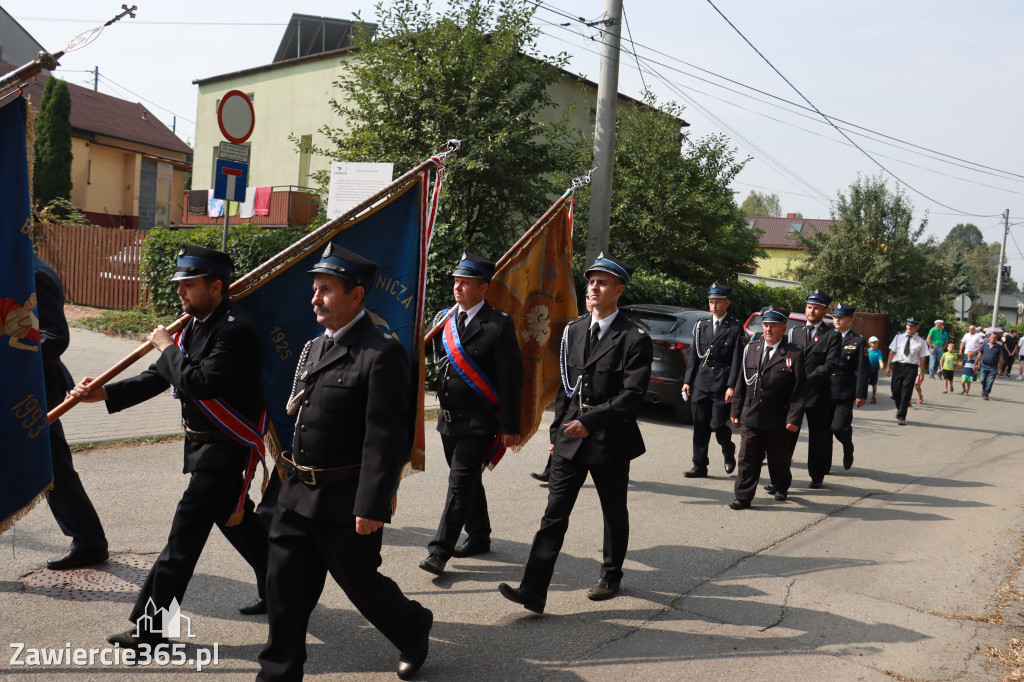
[{"left": 326, "top": 162, "right": 395, "bottom": 219}]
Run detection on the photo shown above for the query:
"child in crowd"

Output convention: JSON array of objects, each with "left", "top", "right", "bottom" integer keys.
[
  {"left": 867, "top": 336, "right": 884, "bottom": 403},
  {"left": 940, "top": 342, "right": 958, "bottom": 394},
  {"left": 962, "top": 351, "right": 975, "bottom": 395}
]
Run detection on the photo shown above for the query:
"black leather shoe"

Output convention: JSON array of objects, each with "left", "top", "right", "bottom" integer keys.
[
  {"left": 728, "top": 499, "right": 751, "bottom": 510},
  {"left": 47, "top": 548, "right": 108, "bottom": 570},
  {"left": 808, "top": 479, "right": 823, "bottom": 489},
  {"left": 107, "top": 628, "right": 168, "bottom": 650},
  {"left": 238, "top": 597, "right": 267, "bottom": 615},
  {"left": 774, "top": 491, "right": 788, "bottom": 501},
  {"left": 723, "top": 443, "right": 737, "bottom": 474},
  {"left": 452, "top": 539, "right": 490, "bottom": 558},
  {"left": 397, "top": 609, "right": 432, "bottom": 680},
  {"left": 530, "top": 471, "right": 550, "bottom": 482},
  {"left": 764, "top": 483, "right": 777, "bottom": 494},
  {"left": 684, "top": 467, "right": 708, "bottom": 478},
  {"left": 843, "top": 442, "right": 854, "bottom": 470},
  {"left": 587, "top": 579, "right": 620, "bottom": 601},
  {"left": 498, "top": 583, "right": 545, "bottom": 614},
  {"left": 418, "top": 554, "right": 446, "bottom": 575}
]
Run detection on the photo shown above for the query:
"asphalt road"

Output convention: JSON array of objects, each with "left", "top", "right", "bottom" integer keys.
[{"left": 2, "top": 373, "right": 1023, "bottom": 680}]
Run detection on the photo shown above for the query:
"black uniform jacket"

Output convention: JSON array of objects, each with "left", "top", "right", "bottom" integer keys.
[
  {"left": 282, "top": 313, "right": 410, "bottom": 524},
  {"left": 552, "top": 312, "right": 653, "bottom": 464},
  {"left": 786, "top": 323, "right": 840, "bottom": 407},
  {"left": 34, "top": 257, "right": 74, "bottom": 409},
  {"left": 831, "top": 330, "right": 871, "bottom": 401},
  {"left": 731, "top": 337, "right": 806, "bottom": 431},
  {"left": 105, "top": 298, "right": 261, "bottom": 473},
  {"left": 433, "top": 301, "right": 523, "bottom": 438},
  {"left": 682, "top": 314, "right": 743, "bottom": 393}
]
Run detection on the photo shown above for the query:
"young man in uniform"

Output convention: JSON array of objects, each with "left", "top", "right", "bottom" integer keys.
[
  {"left": 828, "top": 303, "right": 870, "bottom": 471},
  {"left": 498, "top": 253, "right": 652, "bottom": 612},
  {"left": 886, "top": 317, "right": 929, "bottom": 424},
  {"left": 731, "top": 306, "right": 806, "bottom": 509},
  {"left": 681, "top": 282, "right": 743, "bottom": 478},
  {"left": 419, "top": 253, "right": 523, "bottom": 576},
  {"left": 72, "top": 245, "right": 269, "bottom": 647},
  {"left": 786, "top": 289, "right": 841, "bottom": 489}
]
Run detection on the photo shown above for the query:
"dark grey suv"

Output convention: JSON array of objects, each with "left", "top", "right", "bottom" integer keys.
[{"left": 621, "top": 304, "right": 709, "bottom": 424}]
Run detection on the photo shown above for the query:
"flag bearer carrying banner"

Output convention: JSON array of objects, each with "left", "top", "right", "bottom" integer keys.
[{"left": 71, "top": 245, "right": 271, "bottom": 648}]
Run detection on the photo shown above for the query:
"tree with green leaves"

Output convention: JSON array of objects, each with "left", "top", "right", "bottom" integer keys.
[
  {"left": 739, "top": 189, "right": 782, "bottom": 217},
  {"left": 569, "top": 92, "right": 761, "bottom": 283},
  {"left": 949, "top": 245, "right": 972, "bottom": 296},
  {"left": 937, "top": 222, "right": 1019, "bottom": 295},
  {"left": 33, "top": 77, "right": 73, "bottom": 211},
  {"left": 791, "top": 174, "right": 947, "bottom": 320},
  {"left": 311, "top": 0, "right": 577, "bottom": 318}
]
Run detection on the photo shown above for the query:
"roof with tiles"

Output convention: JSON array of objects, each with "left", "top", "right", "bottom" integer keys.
[
  {"left": 746, "top": 215, "right": 834, "bottom": 249},
  {"left": 1, "top": 60, "right": 192, "bottom": 156}
]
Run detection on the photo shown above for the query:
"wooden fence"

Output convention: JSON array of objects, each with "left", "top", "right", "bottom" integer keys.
[{"left": 35, "top": 223, "right": 145, "bottom": 310}]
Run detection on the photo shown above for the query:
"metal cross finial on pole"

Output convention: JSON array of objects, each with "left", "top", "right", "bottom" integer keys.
[{"left": 0, "top": 5, "right": 138, "bottom": 94}]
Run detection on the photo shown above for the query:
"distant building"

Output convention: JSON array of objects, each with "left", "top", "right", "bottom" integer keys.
[
  {"left": 973, "top": 294, "right": 1024, "bottom": 325},
  {"left": 187, "top": 13, "right": 683, "bottom": 226},
  {"left": 0, "top": 7, "right": 45, "bottom": 66},
  {"left": 4, "top": 61, "right": 193, "bottom": 228},
  {"left": 745, "top": 214, "right": 833, "bottom": 280}
]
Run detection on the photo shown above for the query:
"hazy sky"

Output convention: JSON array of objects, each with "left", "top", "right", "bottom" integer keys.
[{"left": 8, "top": 1, "right": 1024, "bottom": 265}]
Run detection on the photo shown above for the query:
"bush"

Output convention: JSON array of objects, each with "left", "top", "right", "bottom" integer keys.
[{"left": 142, "top": 224, "right": 310, "bottom": 314}]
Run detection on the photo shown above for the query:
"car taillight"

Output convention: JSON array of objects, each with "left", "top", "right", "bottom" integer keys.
[{"left": 653, "top": 340, "right": 688, "bottom": 351}]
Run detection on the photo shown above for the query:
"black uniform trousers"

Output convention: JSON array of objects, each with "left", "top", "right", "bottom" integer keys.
[
  {"left": 48, "top": 418, "right": 107, "bottom": 553},
  {"left": 831, "top": 399, "right": 854, "bottom": 450},
  {"left": 521, "top": 449, "right": 630, "bottom": 597},
  {"left": 129, "top": 468, "right": 268, "bottom": 628},
  {"left": 734, "top": 426, "right": 794, "bottom": 501},
  {"left": 689, "top": 386, "right": 734, "bottom": 470},
  {"left": 890, "top": 362, "right": 918, "bottom": 420},
  {"left": 792, "top": 402, "right": 833, "bottom": 482},
  {"left": 257, "top": 505, "right": 429, "bottom": 682},
  {"left": 427, "top": 434, "right": 493, "bottom": 558}
]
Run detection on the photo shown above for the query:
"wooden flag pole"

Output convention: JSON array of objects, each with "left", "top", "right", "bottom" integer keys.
[{"left": 48, "top": 141, "right": 460, "bottom": 423}]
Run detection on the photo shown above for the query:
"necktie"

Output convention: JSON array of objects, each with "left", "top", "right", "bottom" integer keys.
[
  {"left": 904, "top": 333, "right": 911, "bottom": 357},
  {"left": 761, "top": 344, "right": 773, "bottom": 369},
  {"left": 713, "top": 319, "right": 720, "bottom": 336},
  {"left": 585, "top": 324, "right": 600, "bottom": 362},
  {"left": 320, "top": 334, "right": 334, "bottom": 360},
  {"left": 457, "top": 311, "right": 467, "bottom": 335},
  {"left": 806, "top": 325, "right": 814, "bottom": 344}
]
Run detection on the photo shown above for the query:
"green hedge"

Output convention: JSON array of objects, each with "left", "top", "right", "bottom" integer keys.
[{"left": 142, "top": 224, "right": 309, "bottom": 314}]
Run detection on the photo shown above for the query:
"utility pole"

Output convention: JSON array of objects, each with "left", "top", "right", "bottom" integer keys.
[
  {"left": 992, "top": 208, "right": 1009, "bottom": 328},
  {"left": 93, "top": 66, "right": 98, "bottom": 91},
  {"left": 586, "top": 0, "right": 623, "bottom": 267}
]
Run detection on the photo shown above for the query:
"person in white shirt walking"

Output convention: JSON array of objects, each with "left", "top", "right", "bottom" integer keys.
[{"left": 886, "top": 317, "right": 929, "bottom": 425}]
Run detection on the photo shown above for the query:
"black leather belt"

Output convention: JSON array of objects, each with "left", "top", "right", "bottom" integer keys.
[
  {"left": 440, "top": 405, "right": 495, "bottom": 422},
  {"left": 279, "top": 454, "right": 361, "bottom": 486},
  {"left": 832, "top": 370, "right": 855, "bottom": 376},
  {"left": 183, "top": 426, "right": 230, "bottom": 443},
  {"left": 703, "top": 361, "right": 730, "bottom": 369}
]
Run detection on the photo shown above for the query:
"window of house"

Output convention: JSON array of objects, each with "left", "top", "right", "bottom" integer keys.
[
  {"left": 746, "top": 218, "right": 755, "bottom": 229},
  {"left": 789, "top": 221, "right": 803, "bottom": 233}
]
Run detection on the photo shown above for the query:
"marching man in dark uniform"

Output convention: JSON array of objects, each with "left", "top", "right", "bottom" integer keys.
[
  {"left": 885, "top": 317, "right": 929, "bottom": 426},
  {"left": 786, "top": 289, "right": 841, "bottom": 489},
  {"left": 499, "top": 253, "right": 652, "bottom": 612},
  {"left": 72, "top": 245, "right": 269, "bottom": 647},
  {"left": 419, "top": 253, "right": 522, "bottom": 576},
  {"left": 681, "top": 282, "right": 742, "bottom": 478},
  {"left": 730, "top": 306, "right": 806, "bottom": 509},
  {"left": 257, "top": 243, "right": 432, "bottom": 681},
  {"left": 36, "top": 256, "right": 109, "bottom": 570},
  {"left": 829, "top": 303, "right": 870, "bottom": 471}
]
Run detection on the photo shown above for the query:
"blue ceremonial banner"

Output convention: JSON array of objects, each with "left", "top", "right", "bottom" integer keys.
[
  {"left": 234, "top": 173, "right": 437, "bottom": 472},
  {"left": 0, "top": 96, "right": 54, "bottom": 533}
]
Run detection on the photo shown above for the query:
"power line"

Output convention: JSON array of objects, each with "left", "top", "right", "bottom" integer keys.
[
  {"left": 16, "top": 16, "right": 286, "bottom": 26},
  {"left": 530, "top": 0, "right": 1024, "bottom": 185},
  {"left": 96, "top": 73, "right": 195, "bottom": 126},
  {"left": 621, "top": 6, "right": 647, "bottom": 92},
  {"left": 701, "top": 0, "right": 1001, "bottom": 219}
]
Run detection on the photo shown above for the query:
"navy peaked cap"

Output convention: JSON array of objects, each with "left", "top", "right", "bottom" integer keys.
[
  {"left": 832, "top": 302, "right": 856, "bottom": 317},
  {"left": 707, "top": 282, "right": 732, "bottom": 299},
  {"left": 806, "top": 289, "right": 831, "bottom": 306},
  {"left": 761, "top": 305, "right": 790, "bottom": 322},
  {"left": 308, "top": 241, "right": 377, "bottom": 291},
  {"left": 584, "top": 252, "right": 634, "bottom": 286},
  {"left": 452, "top": 252, "right": 495, "bottom": 282},
  {"left": 171, "top": 244, "right": 233, "bottom": 282}
]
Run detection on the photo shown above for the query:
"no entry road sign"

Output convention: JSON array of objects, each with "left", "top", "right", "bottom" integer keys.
[{"left": 217, "top": 90, "right": 255, "bottom": 144}]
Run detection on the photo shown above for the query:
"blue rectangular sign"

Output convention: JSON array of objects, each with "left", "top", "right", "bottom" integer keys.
[{"left": 213, "top": 159, "right": 248, "bottom": 202}]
